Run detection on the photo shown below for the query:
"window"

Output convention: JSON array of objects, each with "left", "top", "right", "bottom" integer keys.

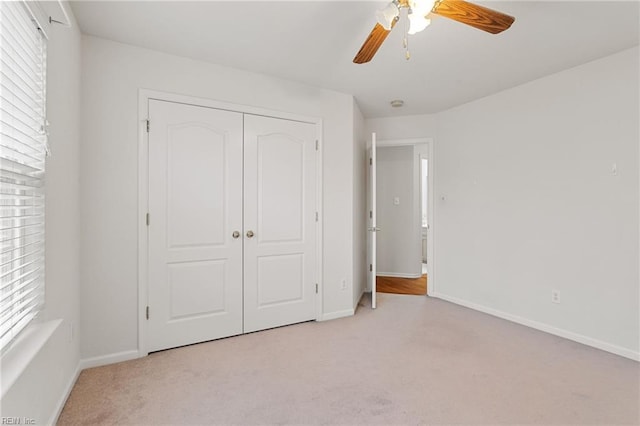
[{"left": 0, "top": 1, "right": 48, "bottom": 351}]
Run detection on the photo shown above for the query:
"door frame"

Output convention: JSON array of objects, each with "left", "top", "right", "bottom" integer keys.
[
  {"left": 376, "top": 137, "right": 435, "bottom": 296},
  {"left": 137, "top": 89, "right": 323, "bottom": 356}
]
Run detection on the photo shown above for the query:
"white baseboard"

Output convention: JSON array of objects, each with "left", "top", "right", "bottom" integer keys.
[
  {"left": 48, "top": 363, "right": 81, "bottom": 426},
  {"left": 377, "top": 272, "right": 422, "bottom": 279},
  {"left": 319, "top": 308, "right": 355, "bottom": 321},
  {"left": 431, "top": 292, "right": 640, "bottom": 362},
  {"left": 79, "top": 349, "right": 141, "bottom": 370}
]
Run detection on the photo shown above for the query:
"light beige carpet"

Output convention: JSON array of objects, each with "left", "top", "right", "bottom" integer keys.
[{"left": 58, "top": 293, "right": 639, "bottom": 425}]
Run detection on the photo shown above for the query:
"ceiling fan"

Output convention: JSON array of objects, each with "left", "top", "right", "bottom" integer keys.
[{"left": 353, "top": 0, "right": 515, "bottom": 64}]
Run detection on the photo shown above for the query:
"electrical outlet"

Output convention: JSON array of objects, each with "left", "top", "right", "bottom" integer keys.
[
  {"left": 341, "top": 279, "right": 347, "bottom": 291},
  {"left": 551, "top": 289, "right": 561, "bottom": 304}
]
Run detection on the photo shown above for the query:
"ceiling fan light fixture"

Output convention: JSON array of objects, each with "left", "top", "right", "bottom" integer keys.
[
  {"left": 411, "top": 0, "right": 437, "bottom": 15},
  {"left": 376, "top": 1, "right": 400, "bottom": 30},
  {"left": 408, "top": 11, "right": 431, "bottom": 35},
  {"left": 390, "top": 99, "right": 404, "bottom": 108}
]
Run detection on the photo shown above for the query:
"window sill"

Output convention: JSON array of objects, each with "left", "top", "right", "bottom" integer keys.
[{"left": 0, "top": 319, "right": 62, "bottom": 399}]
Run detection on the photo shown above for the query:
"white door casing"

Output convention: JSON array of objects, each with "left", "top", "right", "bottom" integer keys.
[
  {"left": 243, "top": 114, "right": 318, "bottom": 332},
  {"left": 376, "top": 137, "right": 435, "bottom": 295},
  {"left": 367, "top": 132, "right": 378, "bottom": 309},
  {"left": 147, "top": 100, "right": 243, "bottom": 352}
]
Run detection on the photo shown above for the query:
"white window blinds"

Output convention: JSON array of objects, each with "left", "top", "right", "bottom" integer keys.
[{"left": 0, "top": 1, "right": 48, "bottom": 350}]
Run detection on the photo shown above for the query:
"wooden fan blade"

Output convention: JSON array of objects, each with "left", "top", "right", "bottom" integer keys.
[
  {"left": 353, "top": 22, "right": 394, "bottom": 64},
  {"left": 432, "top": 0, "right": 515, "bottom": 34}
]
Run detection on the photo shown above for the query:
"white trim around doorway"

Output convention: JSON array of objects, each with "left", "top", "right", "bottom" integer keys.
[{"left": 376, "top": 137, "right": 435, "bottom": 296}]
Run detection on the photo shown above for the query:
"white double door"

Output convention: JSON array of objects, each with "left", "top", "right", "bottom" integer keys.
[{"left": 147, "top": 99, "right": 317, "bottom": 352}]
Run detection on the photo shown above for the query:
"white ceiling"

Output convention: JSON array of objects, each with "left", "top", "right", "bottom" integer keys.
[{"left": 69, "top": 1, "right": 639, "bottom": 118}]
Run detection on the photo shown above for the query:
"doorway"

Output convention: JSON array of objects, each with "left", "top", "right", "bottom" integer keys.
[{"left": 374, "top": 140, "right": 433, "bottom": 297}]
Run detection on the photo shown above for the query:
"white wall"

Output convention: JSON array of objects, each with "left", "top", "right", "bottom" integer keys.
[
  {"left": 1, "top": 3, "right": 82, "bottom": 422},
  {"left": 434, "top": 47, "right": 639, "bottom": 358},
  {"left": 80, "top": 36, "right": 356, "bottom": 360},
  {"left": 352, "top": 102, "right": 367, "bottom": 307},
  {"left": 366, "top": 114, "right": 436, "bottom": 141},
  {"left": 376, "top": 146, "right": 421, "bottom": 277},
  {"left": 367, "top": 47, "right": 639, "bottom": 359}
]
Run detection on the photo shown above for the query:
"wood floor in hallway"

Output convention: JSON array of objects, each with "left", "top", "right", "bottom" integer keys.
[{"left": 376, "top": 274, "right": 427, "bottom": 295}]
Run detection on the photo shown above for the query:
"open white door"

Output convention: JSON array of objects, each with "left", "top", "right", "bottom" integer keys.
[{"left": 367, "top": 132, "right": 378, "bottom": 308}]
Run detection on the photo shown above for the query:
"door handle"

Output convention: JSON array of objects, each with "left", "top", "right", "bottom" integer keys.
[
  {"left": 232, "top": 231, "right": 240, "bottom": 239},
  {"left": 246, "top": 230, "right": 254, "bottom": 238},
  {"left": 368, "top": 227, "right": 381, "bottom": 232}
]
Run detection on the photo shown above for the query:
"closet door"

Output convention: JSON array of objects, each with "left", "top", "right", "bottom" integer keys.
[
  {"left": 147, "top": 100, "right": 243, "bottom": 352},
  {"left": 243, "top": 115, "right": 317, "bottom": 332}
]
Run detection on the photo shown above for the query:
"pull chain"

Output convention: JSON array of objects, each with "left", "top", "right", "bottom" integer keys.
[{"left": 404, "top": 9, "right": 411, "bottom": 60}]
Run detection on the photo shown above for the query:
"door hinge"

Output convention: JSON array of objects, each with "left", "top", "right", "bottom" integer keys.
[
  {"left": 146, "top": 306, "right": 149, "bottom": 320},
  {"left": 315, "top": 140, "right": 319, "bottom": 151},
  {"left": 315, "top": 212, "right": 318, "bottom": 222},
  {"left": 315, "top": 283, "right": 318, "bottom": 294},
  {"left": 369, "top": 264, "right": 373, "bottom": 272},
  {"left": 146, "top": 119, "right": 150, "bottom": 133},
  {"left": 369, "top": 210, "right": 372, "bottom": 219},
  {"left": 369, "top": 157, "right": 372, "bottom": 165},
  {"left": 146, "top": 213, "right": 150, "bottom": 226}
]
